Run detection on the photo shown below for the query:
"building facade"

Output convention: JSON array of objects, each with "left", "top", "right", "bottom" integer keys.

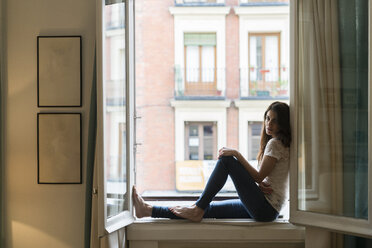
[{"left": 136, "top": 0, "right": 289, "bottom": 194}]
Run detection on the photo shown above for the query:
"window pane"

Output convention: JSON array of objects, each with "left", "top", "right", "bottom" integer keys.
[
  {"left": 189, "top": 125, "right": 199, "bottom": 160},
  {"left": 201, "top": 46, "right": 215, "bottom": 82},
  {"left": 248, "top": 122, "right": 262, "bottom": 162},
  {"left": 249, "top": 36, "right": 257, "bottom": 81},
  {"left": 265, "top": 36, "right": 278, "bottom": 82},
  {"left": 104, "top": 1, "right": 126, "bottom": 219},
  {"left": 297, "top": 0, "right": 368, "bottom": 219},
  {"left": 249, "top": 36, "right": 263, "bottom": 81},
  {"left": 186, "top": 46, "right": 199, "bottom": 82},
  {"left": 203, "top": 125, "right": 214, "bottom": 160}
]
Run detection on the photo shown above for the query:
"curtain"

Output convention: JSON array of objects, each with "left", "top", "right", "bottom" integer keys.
[
  {"left": 186, "top": 46, "right": 199, "bottom": 82},
  {"left": 201, "top": 46, "right": 214, "bottom": 82},
  {"left": 249, "top": 36, "right": 257, "bottom": 81},
  {"left": 265, "top": 36, "right": 278, "bottom": 82},
  {"left": 85, "top": 52, "right": 97, "bottom": 248},
  {"left": 298, "top": 0, "right": 343, "bottom": 215}
]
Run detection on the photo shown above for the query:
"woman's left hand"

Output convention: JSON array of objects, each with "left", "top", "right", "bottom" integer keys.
[{"left": 218, "top": 147, "right": 238, "bottom": 158}]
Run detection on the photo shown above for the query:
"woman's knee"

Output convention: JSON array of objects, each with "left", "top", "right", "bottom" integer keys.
[{"left": 219, "top": 156, "right": 236, "bottom": 165}]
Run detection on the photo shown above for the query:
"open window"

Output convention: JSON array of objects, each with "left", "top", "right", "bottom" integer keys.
[
  {"left": 96, "top": 0, "right": 136, "bottom": 235},
  {"left": 290, "top": 0, "right": 372, "bottom": 237}
]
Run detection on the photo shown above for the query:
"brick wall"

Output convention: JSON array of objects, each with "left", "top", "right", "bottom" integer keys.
[{"left": 135, "top": 0, "right": 176, "bottom": 193}]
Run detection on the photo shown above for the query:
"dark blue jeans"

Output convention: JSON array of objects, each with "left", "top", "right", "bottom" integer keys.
[{"left": 152, "top": 156, "right": 279, "bottom": 222}]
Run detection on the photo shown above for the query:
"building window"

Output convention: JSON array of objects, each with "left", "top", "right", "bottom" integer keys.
[
  {"left": 185, "top": 122, "right": 217, "bottom": 160},
  {"left": 248, "top": 32, "right": 285, "bottom": 97},
  {"left": 248, "top": 121, "right": 262, "bottom": 163},
  {"left": 184, "top": 33, "right": 217, "bottom": 95}
]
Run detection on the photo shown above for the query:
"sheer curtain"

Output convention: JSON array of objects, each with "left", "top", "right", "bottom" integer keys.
[
  {"left": 249, "top": 36, "right": 257, "bottom": 81},
  {"left": 201, "top": 46, "right": 214, "bottom": 82},
  {"left": 298, "top": 0, "right": 343, "bottom": 215},
  {"left": 186, "top": 46, "right": 199, "bottom": 83},
  {"left": 265, "top": 36, "right": 278, "bottom": 82}
]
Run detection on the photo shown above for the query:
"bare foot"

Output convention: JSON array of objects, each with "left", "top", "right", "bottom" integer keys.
[
  {"left": 132, "top": 186, "right": 152, "bottom": 218},
  {"left": 169, "top": 205, "right": 204, "bottom": 222}
]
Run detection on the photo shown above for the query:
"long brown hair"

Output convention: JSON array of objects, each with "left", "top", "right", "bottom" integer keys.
[{"left": 257, "top": 101, "right": 291, "bottom": 161}]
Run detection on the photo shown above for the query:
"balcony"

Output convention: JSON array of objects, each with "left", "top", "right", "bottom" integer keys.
[
  {"left": 175, "top": 0, "right": 225, "bottom": 6},
  {"left": 174, "top": 66, "right": 226, "bottom": 99},
  {"left": 240, "top": 67, "right": 289, "bottom": 99}
]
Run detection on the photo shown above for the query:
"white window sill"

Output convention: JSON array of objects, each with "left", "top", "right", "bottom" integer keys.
[{"left": 127, "top": 218, "right": 305, "bottom": 243}]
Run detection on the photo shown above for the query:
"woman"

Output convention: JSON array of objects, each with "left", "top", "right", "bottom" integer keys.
[{"left": 133, "top": 101, "right": 291, "bottom": 222}]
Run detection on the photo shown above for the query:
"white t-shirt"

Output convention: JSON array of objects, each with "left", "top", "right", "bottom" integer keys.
[{"left": 260, "top": 138, "right": 289, "bottom": 213}]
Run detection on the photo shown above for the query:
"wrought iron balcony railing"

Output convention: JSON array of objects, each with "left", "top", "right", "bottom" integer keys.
[
  {"left": 174, "top": 66, "right": 226, "bottom": 98},
  {"left": 239, "top": 67, "right": 289, "bottom": 99}
]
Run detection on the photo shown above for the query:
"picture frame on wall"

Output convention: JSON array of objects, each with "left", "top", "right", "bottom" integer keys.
[
  {"left": 37, "top": 36, "right": 82, "bottom": 107},
  {"left": 37, "top": 113, "right": 82, "bottom": 184}
]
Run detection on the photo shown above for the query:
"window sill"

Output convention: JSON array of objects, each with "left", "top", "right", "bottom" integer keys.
[{"left": 127, "top": 218, "right": 305, "bottom": 242}]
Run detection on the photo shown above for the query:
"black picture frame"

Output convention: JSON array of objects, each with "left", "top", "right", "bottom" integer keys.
[
  {"left": 37, "top": 113, "right": 82, "bottom": 184},
  {"left": 37, "top": 36, "right": 82, "bottom": 107}
]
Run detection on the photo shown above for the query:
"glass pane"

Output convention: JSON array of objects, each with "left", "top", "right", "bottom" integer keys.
[
  {"left": 201, "top": 46, "right": 215, "bottom": 82},
  {"left": 248, "top": 122, "right": 262, "bottom": 162},
  {"left": 186, "top": 46, "right": 199, "bottom": 82},
  {"left": 203, "top": 125, "right": 214, "bottom": 160},
  {"left": 249, "top": 36, "right": 258, "bottom": 81},
  {"left": 297, "top": 0, "right": 368, "bottom": 219},
  {"left": 264, "top": 36, "right": 278, "bottom": 82},
  {"left": 104, "top": 1, "right": 127, "bottom": 219},
  {"left": 189, "top": 125, "right": 199, "bottom": 160},
  {"left": 250, "top": 36, "right": 263, "bottom": 82}
]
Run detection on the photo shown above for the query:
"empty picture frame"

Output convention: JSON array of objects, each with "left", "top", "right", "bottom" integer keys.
[
  {"left": 37, "top": 113, "right": 82, "bottom": 184},
  {"left": 37, "top": 36, "right": 82, "bottom": 107}
]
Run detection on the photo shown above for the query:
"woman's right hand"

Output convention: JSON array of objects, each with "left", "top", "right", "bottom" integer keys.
[
  {"left": 218, "top": 147, "right": 239, "bottom": 158},
  {"left": 259, "top": 181, "right": 273, "bottom": 195}
]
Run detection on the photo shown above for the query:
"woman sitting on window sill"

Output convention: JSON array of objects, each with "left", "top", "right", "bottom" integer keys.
[{"left": 133, "top": 101, "right": 291, "bottom": 222}]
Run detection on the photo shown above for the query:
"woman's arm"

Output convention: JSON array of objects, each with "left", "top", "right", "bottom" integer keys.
[{"left": 218, "top": 147, "right": 277, "bottom": 183}]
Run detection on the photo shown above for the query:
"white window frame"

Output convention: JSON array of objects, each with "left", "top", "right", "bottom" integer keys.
[
  {"left": 96, "top": 0, "right": 136, "bottom": 235},
  {"left": 289, "top": 0, "right": 372, "bottom": 238}
]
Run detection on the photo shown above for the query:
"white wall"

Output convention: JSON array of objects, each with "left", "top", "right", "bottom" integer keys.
[{"left": 3, "top": 0, "right": 95, "bottom": 247}]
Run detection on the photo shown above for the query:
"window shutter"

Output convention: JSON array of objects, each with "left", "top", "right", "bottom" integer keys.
[{"left": 184, "top": 33, "right": 216, "bottom": 46}]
